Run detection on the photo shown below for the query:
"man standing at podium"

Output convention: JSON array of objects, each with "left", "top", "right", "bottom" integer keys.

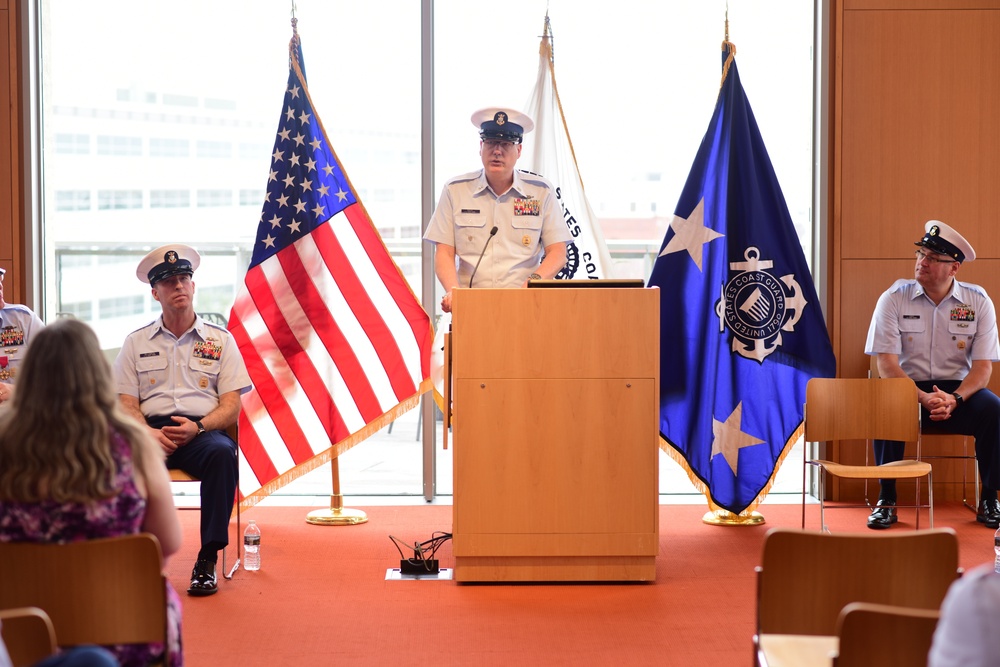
[
  {"left": 423, "top": 107, "right": 571, "bottom": 313},
  {"left": 865, "top": 220, "right": 1000, "bottom": 530}
]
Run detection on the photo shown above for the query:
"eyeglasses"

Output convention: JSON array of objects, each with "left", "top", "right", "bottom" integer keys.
[
  {"left": 914, "top": 250, "right": 957, "bottom": 265},
  {"left": 482, "top": 140, "right": 517, "bottom": 152}
]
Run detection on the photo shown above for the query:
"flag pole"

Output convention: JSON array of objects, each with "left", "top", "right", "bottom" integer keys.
[{"left": 306, "top": 458, "right": 369, "bottom": 525}]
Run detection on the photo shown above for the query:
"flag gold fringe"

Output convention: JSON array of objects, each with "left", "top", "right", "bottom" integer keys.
[
  {"left": 659, "top": 422, "right": 804, "bottom": 518},
  {"left": 238, "top": 378, "right": 433, "bottom": 510}
]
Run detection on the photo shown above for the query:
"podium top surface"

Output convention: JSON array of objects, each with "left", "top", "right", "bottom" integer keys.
[{"left": 527, "top": 279, "right": 646, "bottom": 289}]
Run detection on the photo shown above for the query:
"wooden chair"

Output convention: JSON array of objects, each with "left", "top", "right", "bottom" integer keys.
[
  {"left": 834, "top": 602, "right": 939, "bottom": 667},
  {"left": 170, "top": 421, "right": 242, "bottom": 578},
  {"left": 753, "top": 527, "right": 958, "bottom": 666},
  {"left": 802, "top": 377, "right": 932, "bottom": 531},
  {"left": 869, "top": 356, "right": 979, "bottom": 513},
  {"left": 0, "top": 607, "right": 57, "bottom": 667},
  {"left": 0, "top": 534, "right": 169, "bottom": 662}
]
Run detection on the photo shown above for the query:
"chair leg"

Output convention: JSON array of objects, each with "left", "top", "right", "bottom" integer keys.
[
  {"left": 224, "top": 496, "right": 242, "bottom": 580},
  {"left": 928, "top": 471, "right": 934, "bottom": 528}
]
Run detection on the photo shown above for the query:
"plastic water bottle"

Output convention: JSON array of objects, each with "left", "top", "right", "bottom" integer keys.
[
  {"left": 244, "top": 520, "right": 261, "bottom": 571},
  {"left": 994, "top": 526, "right": 1000, "bottom": 574}
]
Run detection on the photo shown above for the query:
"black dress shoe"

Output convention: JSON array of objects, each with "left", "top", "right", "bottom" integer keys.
[
  {"left": 978, "top": 499, "right": 1000, "bottom": 528},
  {"left": 867, "top": 500, "right": 898, "bottom": 530},
  {"left": 188, "top": 559, "right": 218, "bottom": 596}
]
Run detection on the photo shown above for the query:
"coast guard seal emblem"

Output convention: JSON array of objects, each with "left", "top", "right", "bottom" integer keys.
[{"left": 716, "top": 247, "right": 808, "bottom": 363}]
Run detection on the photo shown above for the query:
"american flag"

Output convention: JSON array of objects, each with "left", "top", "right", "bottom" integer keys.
[{"left": 228, "top": 33, "right": 432, "bottom": 507}]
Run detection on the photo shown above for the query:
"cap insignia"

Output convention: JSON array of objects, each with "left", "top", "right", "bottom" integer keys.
[
  {"left": 165, "top": 250, "right": 179, "bottom": 264},
  {"left": 929, "top": 225, "right": 940, "bottom": 237},
  {"left": 494, "top": 112, "right": 507, "bottom": 126}
]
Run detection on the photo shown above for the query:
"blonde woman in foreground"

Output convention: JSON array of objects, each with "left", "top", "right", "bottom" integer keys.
[{"left": 0, "top": 318, "right": 183, "bottom": 667}]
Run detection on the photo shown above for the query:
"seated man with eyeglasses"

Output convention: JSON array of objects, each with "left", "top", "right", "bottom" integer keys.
[
  {"left": 0, "top": 267, "right": 45, "bottom": 405},
  {"left": 865, "top": 220, "right": 1000, "bottom": 529},
  {"left": 422, "top": 107, "right": 571, "bottom": 314}
]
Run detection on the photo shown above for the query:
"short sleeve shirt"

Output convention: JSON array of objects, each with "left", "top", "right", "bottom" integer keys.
[
  {"left": 929, "top": 564, "right": 1000, "bottom": 667},
  {"left": 865, "top": 278, "right": 1000, "bottom": 381},
  {"left": 423, "top": 169, "right": 572, "bottom": 288},
  {"left": 114, "top": 314, "right": 251, "bottom": 418},
  {"left": 0, "top": 304, "right": 45, "bottom": 384}
]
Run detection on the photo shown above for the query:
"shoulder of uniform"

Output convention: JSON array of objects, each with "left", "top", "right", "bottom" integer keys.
[
  {"left": 444, "top": 171, "right": 482, "bottom": 186},
  {"left": 886, "top": 279, "right": 914, "bottom": 294},
  {"left": 202, "top": 320, "right": 230, "bottom": 333},
  {"left": 515, "top": 169, "right": 555, "bottom": 190},
  {"left": 124, "top": 320, "right": 158, "bottom": 337},
  {"left": 0, "top": 303, "right": 35, "bottom": 316},
  {"left": 957, "top": 280, "right": 989, "bottom": 297}
]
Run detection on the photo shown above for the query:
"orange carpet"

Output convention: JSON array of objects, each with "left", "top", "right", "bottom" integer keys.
[{"left": 166, "top": 501, "right": 993, "bottom": 667}]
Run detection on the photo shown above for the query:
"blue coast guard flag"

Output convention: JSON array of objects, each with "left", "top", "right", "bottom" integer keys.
[{"left": 649, "top": 42, "right": 836, "bottom": 516}]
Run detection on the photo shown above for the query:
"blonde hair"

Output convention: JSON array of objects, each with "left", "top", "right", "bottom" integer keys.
[{"left": 0, "top": 318, "right": 153, "bottom": 503}]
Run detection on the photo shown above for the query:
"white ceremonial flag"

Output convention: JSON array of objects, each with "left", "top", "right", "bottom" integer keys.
[{"left": 521, "top": 14, "right": 614, "bottom": 280}]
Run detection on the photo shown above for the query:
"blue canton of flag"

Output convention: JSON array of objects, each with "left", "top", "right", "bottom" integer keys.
[
  {"left": 250, "top": 44, "right": 355, "bottom": 267},
  {"left": 649, "top": 42, "right": 836, "bottom": 516}
]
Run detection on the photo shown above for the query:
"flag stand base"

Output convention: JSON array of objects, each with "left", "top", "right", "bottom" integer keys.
[
  {"left": 701, "top": 508, "right": 765, "bottom": 526},
  {"left": 306, "top": 494, "right": 368, "bottom": 526}
]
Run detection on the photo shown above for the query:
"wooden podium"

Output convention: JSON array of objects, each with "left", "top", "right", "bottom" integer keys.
[{"left": 449, "top": 286, "right": 659, "bottom": 582}]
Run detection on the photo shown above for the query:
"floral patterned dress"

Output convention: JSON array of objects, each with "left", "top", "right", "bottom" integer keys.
[{"left": 0, "top": 428, "right": 182, "bottom": 667}]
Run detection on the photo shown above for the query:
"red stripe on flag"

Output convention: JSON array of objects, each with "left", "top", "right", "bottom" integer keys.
[
  {"left": 231, "top": 276, "right": 346, "bottom": 461},
  {"left": 273, "top": 234, "right": 384, "bottom": 423},
  {"left": 247, "top": 249, "right": 347, "bottom": 440},
  {"left": 235, "top": 399, "right": 279, "bottom": 490},
  {"left": 344, "top": 204, "right": 433, "bottom": 377},
  {"left": 311, "top": 218, "right": 418, "bottom": 402}
]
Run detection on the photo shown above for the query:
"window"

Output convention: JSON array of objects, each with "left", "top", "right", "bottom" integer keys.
[
  {"left": 196, "top": 189, "right": 232, "bottom": 207},
  {"left": 150, "top": 138, "right": 190, "bottom": 157},
  {"left": 58, "top": 300, "right": 93, "bottom": 319},
  {"left": 54, "top": 133, "right": 89, "bottom": 154},
  {"left": 38, "top": 0, "right": 814, "bottom": 499},
  {"left": 96, "top": 135, "right": 142, "bottom": 156},
  {"left": 98, "top": 295, "right": 145, "bottom": 319},
  {"left": 197, "top": 140, "right": 233, "bottom": 158},
  {"left": 97, "top": 190, "right": 142, "bottom": 210},
  {"left": 150, "top": 189, "right": 190, "bottom": 208},
  {"left": 55, "top": 190, "right": 90, "bottom": 211},
  {"left": 240, "top": 189, "right": 263, "bottom": 206}
]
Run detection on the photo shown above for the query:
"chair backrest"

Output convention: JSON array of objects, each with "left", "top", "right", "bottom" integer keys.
[
  {"left": 0, "top": 533, "right": 167, "bottom": 647},
  {"left": 756, "top": 527, "right": 958, "bottom": 636},
  {"left": 834, "top": 602, "right": 939, "bottom": 667},
  {"left": 805, "top": 377, "right": 919, "bottom": 444},
  {"left": 0, "top": 607, "right": 57, "bottom": 667}
]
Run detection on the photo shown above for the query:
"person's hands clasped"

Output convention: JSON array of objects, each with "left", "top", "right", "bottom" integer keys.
[
  {"left": 924, "top": 384, "right": 959, "bottom": 421},
  {"left": 157, "top": 416, "right": 199, "bottom": 454}
]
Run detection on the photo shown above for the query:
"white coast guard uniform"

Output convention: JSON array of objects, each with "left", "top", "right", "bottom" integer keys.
[
  {"left": 0, "top": 304, "right": 45, "bottom": 383},
  {"left": 423, "top": 169, "right": 572, "bottom": 288}
]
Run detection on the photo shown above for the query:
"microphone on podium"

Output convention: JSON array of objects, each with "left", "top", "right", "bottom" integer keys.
[{"left": 468, "top": 226, "right": 499, "bottom": 288}]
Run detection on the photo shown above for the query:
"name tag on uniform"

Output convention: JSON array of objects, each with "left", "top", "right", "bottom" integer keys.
[{"left": 139, "top": 351, "right": 160, "bottom": 358}]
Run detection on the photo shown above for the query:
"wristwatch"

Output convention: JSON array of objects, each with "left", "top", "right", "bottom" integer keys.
[
  {"left": 196, "top": 420, "right": 207, "bottom": 435},
  {"left": 528, "top": 273, "right": 542, "bottom": 280},
  {"left": 951, "top": 392, "right": 963, "bottom": 407}
]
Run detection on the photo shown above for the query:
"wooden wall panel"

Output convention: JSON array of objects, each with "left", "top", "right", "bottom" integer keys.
[
  {"left": 841, "top": 9, "right": 1000, "bottom": 261},
  {"left": 1, "top": 2, "right": 13, "bottom": 281},
  {"left": 832, "top": 0, "right": 1000, "bottom": 501}
]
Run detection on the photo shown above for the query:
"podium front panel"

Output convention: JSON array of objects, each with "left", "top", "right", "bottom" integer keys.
[{"left": 450, "top": 287, "right": 659, "bottom": 582}]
